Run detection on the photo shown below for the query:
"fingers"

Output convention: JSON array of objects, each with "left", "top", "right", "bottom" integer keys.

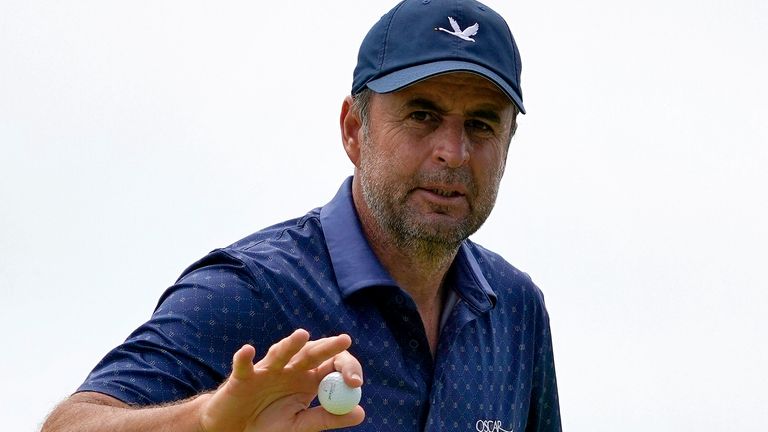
[
  {"left": 218, "top": 332, "right": 365, "bottom": 432},
  {"left": 287, "top": 334, "right": 352, "bottom": 371},
  {"left": 316, "top": 350, "right": 364, "bottom": 387},
  {"left": 250, "top": 330, "right": 363, "bottom": 387},
  {"left": 295, "top": 405, "right": 365, "bottom": 432},
  {"left": 334, "top": 350, "right": 364, "bottom": 387},
  {"left": 255, "top": 329, "right": 311, "bottom": 370},
  {"left": 231, "top": 344, "right": 256, "bottom": 379}
]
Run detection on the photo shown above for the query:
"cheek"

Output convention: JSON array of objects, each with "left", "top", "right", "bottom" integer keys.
[
  {"left": 473, "top": 147, "right": 506, "bottom": 179},
  {"left": 359, "top": 141, "right": 402, "bottom": 186},
  {"left": 367, "top": 142, "right": 425, "bottom": 177}
]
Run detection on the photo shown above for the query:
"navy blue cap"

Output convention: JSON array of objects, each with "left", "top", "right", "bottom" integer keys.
[{"left": 352, "top": 0, "right": 525, "bottom": 114}]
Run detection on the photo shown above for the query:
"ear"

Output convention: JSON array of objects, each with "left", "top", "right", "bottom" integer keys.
[{"left": 340, "top": 95, "right": 363, "bottom": 167}]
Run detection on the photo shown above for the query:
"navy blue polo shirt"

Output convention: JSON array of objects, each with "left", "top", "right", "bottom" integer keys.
[{"left": 78, "top": 177, "right": 561, "bottom": 431}]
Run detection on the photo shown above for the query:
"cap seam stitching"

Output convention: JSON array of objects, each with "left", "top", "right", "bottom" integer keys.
[{"left": 378, "top": 2, "right": 408, "bottom": 76}]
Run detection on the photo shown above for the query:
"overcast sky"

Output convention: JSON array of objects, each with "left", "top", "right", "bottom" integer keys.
[{"left": 2, "top": 1, "right": 767, "bottom": 431}]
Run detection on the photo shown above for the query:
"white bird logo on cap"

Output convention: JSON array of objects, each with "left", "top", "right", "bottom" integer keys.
[{"left": 436, "top": 17, "right": 479, "bottom": 42}]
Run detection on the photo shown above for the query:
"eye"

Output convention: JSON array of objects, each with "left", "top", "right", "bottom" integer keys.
[
  {"left": 409, "top": 111, "right": 436, "bottom": 122},
  {"left": 466, "top": 119, "right": 494, "bottom": 134}
]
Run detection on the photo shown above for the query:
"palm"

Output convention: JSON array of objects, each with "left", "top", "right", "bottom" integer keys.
[
  {"left": 199, "top": 329, "right": 365, "bottom": 432},
  {"left": 245, "top": 393, "right": 319, "bottom": 432}
]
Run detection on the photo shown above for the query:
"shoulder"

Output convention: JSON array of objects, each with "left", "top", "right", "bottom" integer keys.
[
  {"left": 463, "top": 239, "right": 535, "bottom": 288},
  {"left": 225, "top": 209, "right": 324, "bottom": 253},
  {"left": 161, "top": 209, "right": 332, "bottom": 311},
  {"left": 177, "top": 209, "right": 326, "bottom": 279},
  {"left": 464, "top": 239, "right": 550, "bottom": 314}
]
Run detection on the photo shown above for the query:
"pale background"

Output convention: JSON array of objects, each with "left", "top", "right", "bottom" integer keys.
[{"left": 1, "top": 0, "right": 766, "bottom": 430}]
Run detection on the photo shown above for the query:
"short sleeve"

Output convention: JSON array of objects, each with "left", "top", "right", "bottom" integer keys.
[
  {"left": 77, "top": 250, "right": 265, "bottom": 405},
  {"left": 526, "top": 288, "right": 562, "bottom": 431}
]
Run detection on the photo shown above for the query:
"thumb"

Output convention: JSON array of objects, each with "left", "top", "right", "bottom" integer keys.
[{"left": 231, "top": 344, "right": 256, "bottom": 380}]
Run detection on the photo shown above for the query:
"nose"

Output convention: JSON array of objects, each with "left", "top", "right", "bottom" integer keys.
[{"left": 431, "top": 118, "right": 470, "bottom": 168}]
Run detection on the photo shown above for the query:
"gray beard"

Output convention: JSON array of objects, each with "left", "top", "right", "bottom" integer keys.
[{"left": 359, "top": 165, "right": 498, "bottom": 263}]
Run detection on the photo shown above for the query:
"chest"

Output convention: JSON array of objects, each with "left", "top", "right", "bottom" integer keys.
[{"left": 266, "top": 289, "right": 538, "bottom": 432}]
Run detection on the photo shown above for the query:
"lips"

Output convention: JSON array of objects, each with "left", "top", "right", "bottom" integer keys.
[
  {"left": 420, "top": 181, "right": 467, "bottom": 196},
  {"left": 414, "top": 184, "right": 469, "bottom": 206},
  {"left": 426, "top": 188, "right": 464, "bottom": 198}
]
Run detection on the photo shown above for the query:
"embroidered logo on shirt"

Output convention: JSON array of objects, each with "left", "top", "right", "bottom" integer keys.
[
  {"left": 475, "top": 419, "right": 513, "bottom": 432},
  {"left": 435, "top": 17, "right": 479, "bottom": 42}
]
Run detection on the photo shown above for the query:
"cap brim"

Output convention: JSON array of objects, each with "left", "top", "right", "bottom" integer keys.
[{"left": 365, "top": 60, "right": 525, "bottom": 114}]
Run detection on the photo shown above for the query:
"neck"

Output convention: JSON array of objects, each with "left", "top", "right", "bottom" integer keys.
[
  {"left": 367, "top": 222, "right": 458, "bottom": 302},
  {"left": 352, "top": 181, "right": 459, "bottom": 320},
  {"left": 362, "top": 218, "right": 456, "bottom": 358},
  {"left": 351, "top": 176, "right": 463, "bottom": 356}
]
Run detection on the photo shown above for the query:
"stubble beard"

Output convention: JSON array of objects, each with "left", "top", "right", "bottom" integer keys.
[{"left": 358, "top": 136, "right": 501, "bottom": 262}]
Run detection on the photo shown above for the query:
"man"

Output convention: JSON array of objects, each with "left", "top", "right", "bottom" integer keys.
[{"left": 43, "top": 0, "right": 560, "bottom": 431}]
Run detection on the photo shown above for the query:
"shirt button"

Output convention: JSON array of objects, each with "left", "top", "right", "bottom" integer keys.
[{"left": 409, "top": 339, "right": 419, "bottom": 349}]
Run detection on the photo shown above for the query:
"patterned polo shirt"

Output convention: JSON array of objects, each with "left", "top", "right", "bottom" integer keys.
[{"left": 78, "top": 176, "right": 561, "bottom": 431}]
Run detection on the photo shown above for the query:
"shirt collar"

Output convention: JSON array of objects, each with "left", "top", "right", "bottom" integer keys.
[
  {"left": 320, "top": 177, "right": 398, "bottom": 297},
  {"left": 452, "top": 242, "right": 498, "bottom": 313},
  {"left": 320, "top": 176, "right": 497, "bottom": 312}
]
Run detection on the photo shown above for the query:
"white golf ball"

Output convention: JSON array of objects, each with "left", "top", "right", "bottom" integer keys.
[{"left": 317, "top": 371, "right": 361, "bottom": 415}]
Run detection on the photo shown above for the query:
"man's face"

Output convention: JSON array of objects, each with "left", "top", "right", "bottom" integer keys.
[{"left": 355, "top": 72, "right": 516, "bottom": 249}]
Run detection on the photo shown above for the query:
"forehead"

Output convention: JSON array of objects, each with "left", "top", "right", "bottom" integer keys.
[{"left": 386, "top": 72, "right": 512, "bottom": 110}]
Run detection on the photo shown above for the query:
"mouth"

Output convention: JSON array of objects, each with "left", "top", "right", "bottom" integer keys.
[
  {"left": 414, "top": 183, "right": 469, "bottom": 204},
  {"left": 410, "top": 184, "right": 471, "bottom": 218},
  {"left": 425, "top": 188, "right": 464, "bottom": 198}
]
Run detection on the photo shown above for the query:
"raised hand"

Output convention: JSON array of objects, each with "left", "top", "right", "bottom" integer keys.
[{"left": 198, "top": 329, "right": 365, "bottom": 432}]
